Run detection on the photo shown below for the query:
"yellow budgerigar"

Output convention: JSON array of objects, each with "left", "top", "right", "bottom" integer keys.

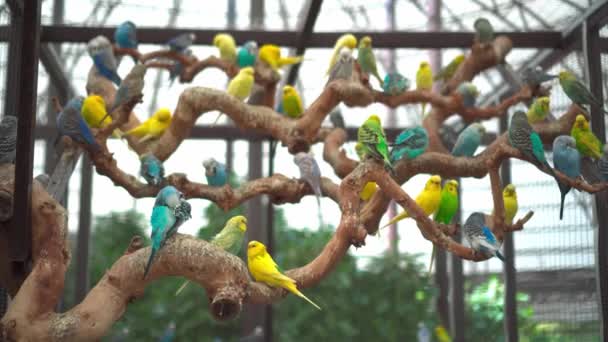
[
  {"left": 247, "top": 240, "right": 321, "bottom": 310},
  {"left": 258, "top": 44, "right": 302, "bottom": 70},
  {"left": 502, "top": 184, "right": 518, "bottom": 225},
  {"left": 281, "top": 85, "right": 303, "bottom": 118},
  {"left": 381, "top": 175, "right": 442, "bottom": 228},
  {"left": 122, "top": 108, "right": 172, "bottom": 143},
  {"left": 214, "top": 67, "right": 255, "bottom": 124},
  {"left": 326, "top": 34, "right": 357, "bottom": 75},
  {"left": 212, "top": 33, "right": 237, "bottom": 64},
  {"left": 416, "top": 61, "right": 434, "bottom": 116},
  {"left": 81, "top": 94, "right": 122, "bottom": 138}
]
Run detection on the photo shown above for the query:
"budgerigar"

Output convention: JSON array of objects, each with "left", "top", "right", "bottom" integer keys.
[
  {"left": 456, "top": 82, "right": 479, "bottom": 108},
  {"left": 87, "top": 35, "right": 121, "bottom": 86},
  {"left": 203, "top": 158, "right": 227, "bottom": 187},
  {"left": 508, "top": 111, "right": 557, "bottom": 178},
  {"left": 382, "top": 72, "right": 410, "bottom": 96},
  {"left": 143, "top": 186, "right": 191, "bottom": 278},
  {"left": 526, "top": 97, "right": 551, "bottom": 124},
  {"left": 417, "top": 322, "right": 431, "bottom": 342},
  {"left": 559, "top": 71, "right": 607, "bottom": 114},
  {"left": 175, "top": 215, "right": 247, "bottom": 295},
  {"left": 81, "top": 95, "right": 122, "bottom": 138},
  {"left": 389, "top": 126, "right": 428, "bottom": 163},
  {"left": 382, "top": 175, "right": 443, "bottom": 228},
  {"left": 451, "top": 123, "right": 485, "bottom": 157},
  {"left": 227, "top": 67, "right": 255, "bottom": 100},
  {"left": 140, "top": 153, "right": 164, "bottom": 186},
  {"left": 571, "top": 114, "right": 603, "bottom": 159},
  {"left": 463, "top": 212, "right": 504, "bottom": 261},
  {"left": 598, "top": 145, "right": 608, "bottom": 181},
  {"left": 0, "top": 116, "right": 17, "bottom": 164},
  {"left": 416, "top": 62, "right": 433, "bottom": 115},
  {"left": 326, "top": 34, "right": 357, "bottom": 75},
  {"left": 57, "top": 96, "right": 100, "bottom": 152},
  {"left": 357, "top": 115, "right": 393, "bottom": 171},
  {"left": 114, "top": 21, "right": 137, "bottom": 49},
  {"left": 282, "top": 85, "right": 304, "bottom": 119},
  {"left": 430, "top": 179, "right": 459, "bottom": 274},
  {"left": 122, "top": 108, "right": 172, "bottom": 143},
  {"left": 329, "top": 109, "right": 345, "bottom": 129},
  {"left": 435, "top": 325, "right": 452, "bottom": 342},
  {"left": 167, "top": 33, "right": 196, "bottom": 52},
  {"left": 109, "top": 64, "right": 147, "bottom": 114},
  {"left": 247, "top": 240, "right": 321, "bottom": 310},
  {"left": 169, "top": 48, "right": 192, "bottom": 85},
  {"left": 294, "top": 152, "right": 323, "bottom": 225},
  {"left": 258, "top": 44, "right": 302, "bottom": 70},
  {"left": 357, "top": 36, "right": 383, "bottom": 86},
  {"left": 355, "top": 142, "right": 379, "bottom": 201},
  {"left": 237, "top": 41, "right": 258, "bottom": 68},
  {"left": 553, "top": 135, "right": 581, "bottom": 220},
  {"left": 474, "top": 18, "right": 494, "bottom": 46},
  {"left": 213, "top": 33, "right": 237, "bottom": 64},
  {"left": 502, "top": 184, "right": 518, "bottom": 225},
  {"left": 434, "top": 54, "right": 465, "bottom": 82},
  {"left": 327, "top": 47, "right": 354, "bottom": 84},
  {"left": 522, "top": 66, "right": 556, "bottom": 87}
]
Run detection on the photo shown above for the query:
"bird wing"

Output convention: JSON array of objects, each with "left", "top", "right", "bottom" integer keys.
[
  {"left": 529, "top": 132, "right": 547, "bottom": 164},
  {"left": 571, "top": 80, "right": 602, "bottom": 107},
  {"left": 579, "top": 133, "right": 603, "bottom": 158},
  {"left": 150, "top": 206, "right": 176, "bottom": 246}
]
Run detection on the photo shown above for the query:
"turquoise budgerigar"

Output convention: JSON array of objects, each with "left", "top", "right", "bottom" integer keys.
[
  {"left": 57, "top": 96, "right": 101, "bottom": 152},
  {"left": 143, "top": 186, "right": 191, "bottom": 278},
  {"left": 203, "top": 158, "right": 227, "bottom": 187},
  {"left": 358, "top": 114, "right": 393, "bottom": 171},
  {"left": 456, "top": 82, "right": 479, "bottom": 108},
  {"left": 169, "top": 48, "right": 192, "bottom": 85},
  {"left": 0, "top": 116, "right": 17, "bottom": 164},
  {"left": 87, "top": 35, "right": 121, "bottom": 86},
  {"left": 167, "top": 33, "right": 196, "bottom": 52},
  {"left": 294, "top": 152, "right": 324, "bottom": 225},
  {"left": 463, "top": 212, "right": 504, "bottom": 261},
  {"left": 357, "top": 36, "right": 383, "bottom": 86},
  {"left": 451, "top": 123, "right": 485, "bottom": 157},
  {"left": 553, "top": 135, "right": 581, "bottom": 220},
  {"left": 473, "top": 18, "right": 494, "bottom": 46},
  {"left": 237, "top": 41, "right": 258, "bottom": 68},
  {"left": 559, "top": 71, "right": 607, "bottom": 114},
  {"left": 389, "top": 126, "right": 428, "bottom": 163},
  {"left": 140, "top": 153, "right": 164, "bottom": 186},
  {"left": 508, "top": 111, "right": 557, "bottom": 179},
  {"left": 114, "top": 21, "right": 137, "bottom": 49},
  {"left": 109, "top": 64, "right": 147, "bottom": 114},
  {"left": 382, "top": 72, "right": 410, "bottom": 96},
  {"left": 327, "top": 47, "right": 354, "bottom": 85}
]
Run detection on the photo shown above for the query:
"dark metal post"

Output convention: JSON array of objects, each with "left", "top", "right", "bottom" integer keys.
[
  {"left": 449, "top": 191, "right": 465, "bottom": 342},
  {"left": 74, "top": 155, "right": 93, "bottom": 303},
  {"left": 4, "top": 0, "right": 23, "bottom": 117}
]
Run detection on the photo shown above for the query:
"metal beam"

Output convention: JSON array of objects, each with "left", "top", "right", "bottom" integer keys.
[
  {"left": 40, "top": 44, "right": 76, "bottom": 102},
  {"left": 285, "top": 0, "right": 323, "bottom": 85},
  {"left": 449, "top": 203, "right": 465, "bottom": 342},
  {"left": 74, "top": 155, "right": 93, "bottom": 303}
]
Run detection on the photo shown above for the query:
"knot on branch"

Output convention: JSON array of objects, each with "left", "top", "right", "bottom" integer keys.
[
  {"left": 125, "top": 236, "right": 144, "bottom": 255},
  {"left": 210, "top": 283, "right": 245, "bottom": 321}
]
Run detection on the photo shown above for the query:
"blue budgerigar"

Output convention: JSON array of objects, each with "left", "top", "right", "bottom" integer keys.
[
  {"left": 143, "top": 186, "right": 191, "bottom": 278},
  {"left": 237, "top": 40, "right": 258, "bottom": 68},
  {"left": 463, "top": 212, "right": 505, "bottom": 261},
  {"left": 456, "top": 82, "right": 479, "bottom": 108},
  {"left": 87, "top": 35, "right": 121, "bottom": 86},
  {"left": 0, "top": 116, "right": 17, "bottom": 164},
  {"left": 114, "top": 21, "right": 138, "bottom": 49},
  {"left": 169, "top": 48, "right": 192, "bottom": 85},
  {"left": 140, "top": 153, "right": 165, "bottom": 186},
  {"left": 294, "top": 152, "right": 323, "bottom": 225},
  {"left": 382, "top": 72, "right": 410, "bottom": 96},
  {"left": 553, "top": 135, "right": 581, "bottom": 220},
  {"left": 389, "top": 126, "right": 428, "bottom": 163},
  {"left": 451, "top": 123, "right": 485, "bottom": 157},
  {"left": 203, "top": 158, "right": 227, "bottom": 187},
  {"left": 57, "top": 96, "right": 100, "bottom": 152},
  {"left": 167, "top": 33, "right": 196, "bottom": 52},
  {"left": 109, "top": 64, "right": 147, "bottom": 114}
]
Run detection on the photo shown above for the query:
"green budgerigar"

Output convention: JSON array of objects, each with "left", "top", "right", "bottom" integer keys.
[
  {"left": 429, "top": 179, "right": 459, "bottom": 275},
  {"left": 526, "top": 97, "right": 551, "bottom": 124},
  {"left": 571, "top": 114, "right": 603, "bottom": 159},
  {"left": 434, "top": 54, "right": 465, "bottom": 82},
  {"left": 559, "top": 71, "right": 607, "bottom": 114},
  {"left": 175, "top": 215, "right": 248, "bottom": 296},
  {"left": 474, "top": 18, "right": 494, "bottom": 46},
  {"left": 357, "top": 36, "right": 383, "bottom": 87},
  {"left": 358, "top": 114, "right": 392, "bottom": 171}
]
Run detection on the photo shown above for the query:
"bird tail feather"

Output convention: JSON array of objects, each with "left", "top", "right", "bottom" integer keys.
[
  {"left": 495, "top": 250, "right": 505, "bottom": 262},
  {"left": 290, "top": 285, "right": 321, "bottom": 310},
  {"left": 381, "top": 211, "right": 409, "bottom": 230},
  {"left": 428, "top": 245, "right": 436, "bottom": 277},
  {"left": 143, "top": 248, "right": 157, "bottom": 279},
  {"left": 559, "top": 183, "right": 571, "bottom": 220},
  {"left": 278, "top": 56, "right": 302, "bottom": 67},
  {"left": 175, "top": 280, "right": 190, "bottom": 296}
]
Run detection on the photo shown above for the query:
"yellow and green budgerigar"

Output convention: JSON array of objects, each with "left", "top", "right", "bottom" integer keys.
[
  {"left": 326, "top": 33, "right": 357, "bottom": 75},
  {"left": 357, "top": 36, "right": 383, "bottom": 86},
  {"left": 502, "top": 184, "right": 518, "bottom": 225},
  {"left": 122, "top": 108, "right": 172, "bottom": 143},
  {"left": 258, "top": 44, "right": 302, "bottom": 70},
  {"left": 381, "top": 175, "right": 443, "bottom": 228},
  {"left": 81, "top": 94, "right": 122, "bottom": 138},
  {"left": 526, "top": 97, "right": 551, "bottom": 124},
  {"left": 282, "top": 85, "right": 303, "bottom": 118},
  {"left": 212, "top": 33, "right": 237, "bottom": 64},
  {"left": 247, "top": 240, "right": 321, "bottom": 310},
  {"left": 357, "top": 115, "right": 392, "bottom": 171},
  {"left": 416, "top": 61, "right": 433, "bottom": 116},
  {"left": 429, "top": 179, "right": 459, "bottom": 274},
  {"left": 355, "top": 142, "right": 379, "bottom": 201},
  {"left": 570, "top": 114, "right": 603, "bottom": 159},
  {"left": 433, "top": 54, "right": 465, "bottom": 82},
  {"left": 435, "top": 325, "right": 452, "bottom": 342}
]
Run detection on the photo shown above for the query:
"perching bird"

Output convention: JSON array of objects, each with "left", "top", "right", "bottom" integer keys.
[
  {"left": 213, "top": 33, "right": 237, "bottom": 64},
  {"left": 258, "top": 44, "right": 302, "bottom": 70},
  {"left": 456, "top": 82, "right": 479, "bottom": 108},
  {"left": 168, "top": 48, "right": 192, "bottom": 85},
  {"left": 203, "top": 158, "right": 227, "bottom": 187},
  {"left": 382, "top": 72, "right": 410, "bottom": 96},
  {"left": 247, "top": 240, "right": 321, "bottom": 310},
  {"left": 237, "top": 41, "right": 258, "bottom": 68},
  {"left": 434, "top": 54, "right": 465, "bottom": 82},
  {"left": 598, "top": 145, "right": 608, "bottom": 181},
  {"left": 389, "top": 126, "right": 429, "bottom": 163},
  {"left": 57, "top": 96, "right": 100, "bottom": 152},
  {"left": 282, "top": 85, "right": 304, "bottom": 119},
  {"left": 87, "top": 35, "right": 121, "bottom": 86},
  {"left": 228, "top": 67, "right": 255, "bottom": 101},
  {"left": 473, "top": 18, "right": 494, "bottom": 46},
  {"left": 382, "top": 175, "right": 443, "bottom": 228},
  {"left": 571, "top": 114, "right": 603, "bottom": 159},
  {"left": 508, "top": 111, "right": 556, "bottom": 177},
  {"left": 114, "top": 21, "right": 137, "bottom": 49},
  {"left": 294, "top": 152, "right": 324, "bottom": 224},
  {"left": 175, "top": 215, "right": 247, "bottom": 296},
  {"left": 326, "top": 34, "right": 357, "bottom": 75},
  {"left": 435, "top": 325, "right": 452, "bottom": 342},
  {"left": 553, "top": 135, "right": 581, "bottom": 220},
  {"left": 167, "top": 33, "right": 196, "bottom": 52},
  {"left": 357, "top": 36, "right": 383, "bottom": 86},
  {"left": 109, "top": 63, "right": 147, "bottom": 114},
  {"left": 327, "top": 47, "right": 354, "bottom": 84},
  {"left": 140, "top": 153, "right": 164, "bottom": 186},
  {"left": 360, "top": 181, "right": 378, "bottom": 201},
  {"left": 522, "top": 66, "right": 556, "bottom": 88},
  {"left": 0, "top": 116, "right": 17, "bottom": 164},
  {"left": 357, "top": 115, "right": 393, "bottom": 171},
  {"left": 559, "top": 71, "right": 607, "bottom": 114},
  {"left": 451, "top": 123, "right": 485, "bottom": 157},
  {"left": 81, "top": 95, "right": 122, "bottom": 138},
  {"left": 502, "top": 184, "right": 518, "bottom": 225},
  {"left": 463, "top": 212, "right": 504, "bottom": 261},
  {"left": 143, "top": 186, "right": 190, "bottom": 278},
  {"left": 329, "top": 109, "right": 345, "bottom": 129},
  {"left": 416, "top": 62, "right": 433, "bottom": 115},
  {"left": 429, "top": 179, "right": 459, "bottom": 274},
  {"left": 526, "top": 97, "right": 551, "bottom": 124},
  {"left": 122, "top": 108, "right": 172, "bottom": 143}
]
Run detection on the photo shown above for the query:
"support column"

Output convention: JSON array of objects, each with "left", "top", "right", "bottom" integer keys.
[{"left": 74, "top": 155, "right": 93, "bottom": 303}]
